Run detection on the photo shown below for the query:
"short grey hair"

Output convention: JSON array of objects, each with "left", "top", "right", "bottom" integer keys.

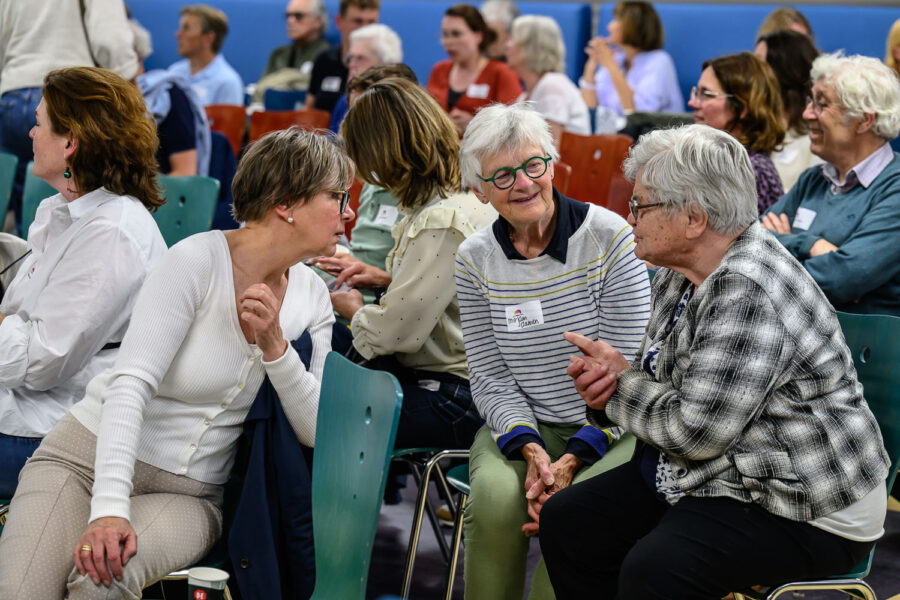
[
  {"left": 480, "top": 0, "right": 519, "bottom": 31},
  {"left": 460, "top": 102, "right": 559, "bottom": 190},
  {"left": 349, "top": 24, "right": 402, "bottom": 64},
  {"left": 810, "top": 51, "right": 900, "bottom": 140},
  {"left": 511, "top": 15, "right": 565, "bottom": 75},
  {"left": 232, "top": 127, "right": 355, "bottom": 222},
  {"left": 623, "top": 125, "right": 758, "bottom": 236}
]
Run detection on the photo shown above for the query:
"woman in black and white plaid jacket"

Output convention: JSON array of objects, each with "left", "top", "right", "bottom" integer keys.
[{"left": 539, "top": 124, "right": 891, "bottom": 600}]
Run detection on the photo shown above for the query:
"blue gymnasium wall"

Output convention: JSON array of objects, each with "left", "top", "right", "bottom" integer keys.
[
  {"left": 127, "top": 0, "right": 592, "bottom": 88},
  {"left": 596, "top": 3, "right": 900, "bottom": 107}
]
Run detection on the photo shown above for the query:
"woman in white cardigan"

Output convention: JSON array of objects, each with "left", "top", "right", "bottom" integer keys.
[{"left": 0, "top": 127, "right": 356, "bottom": 599}]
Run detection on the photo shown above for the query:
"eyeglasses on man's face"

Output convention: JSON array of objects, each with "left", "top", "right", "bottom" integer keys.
[
  {"left": 479, "top": 156, "right": 552, "bottom": 191},
  {"left": 806, "top": 95, "right": 837, "bottom": 116},
  {"left": 285, "top": 11, "right": 308, "bottom": 20},
  {"left": 628, "top": 197, "right": 663, "bottom": 221},
  {"left": 690, "top": 86, "right": 733, "bottom": 104}
]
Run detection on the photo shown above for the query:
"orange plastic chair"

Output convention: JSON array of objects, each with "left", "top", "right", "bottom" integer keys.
[
  {"left": 205, "top": 105, "right": 246, "bottom": 157},
  {"left": 558, "top": 132, "right": 633, "bottom": 207},
  {"left": 344, "top": 179, "right": 363, "bottom": 240},
  {"left": 553, "top": 161, "right": 572, "bottom": 197},
  {"left": 606, "top": 173, "right": 635, "bottom": 220},
  {"left": 248, "top": 109, "right": 331, "bottom": 143}
]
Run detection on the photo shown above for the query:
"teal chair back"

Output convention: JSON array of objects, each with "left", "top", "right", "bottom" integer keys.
[
  {"left": 0, "top": 152, "right": 17, "bottom": 226},
  {"left": 310, "top": 352, "right": 403, "bottom": 600},
  {"left": 154, "top": 175, "right": 220, "bottom": 247},
  {"left": 22, "top": 162, "right": 57, "bottom": 238},
  {"left": 734, "top": 312, "right": 900, "bottom": 600},
  {"left": 836, "top": 311, "right": 900, "bottom": 488}
]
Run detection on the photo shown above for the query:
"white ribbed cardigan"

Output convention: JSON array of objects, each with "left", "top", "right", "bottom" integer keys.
[{"left": 70, "top": 231, "right": 334, "bottom": 522}]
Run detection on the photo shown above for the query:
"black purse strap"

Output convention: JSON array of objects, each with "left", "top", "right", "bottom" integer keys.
[{"left": 79, "top": 0, "right": 100, "bottom": 67}]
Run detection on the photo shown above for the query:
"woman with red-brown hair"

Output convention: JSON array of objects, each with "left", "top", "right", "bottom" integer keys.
[{"left": 688, "top": 52, "right": 786, "bottom": 212}]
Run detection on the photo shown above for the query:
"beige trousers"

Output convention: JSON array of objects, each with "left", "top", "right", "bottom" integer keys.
[{"left": 0, "top": 414, "right": 223, "bottom": 600}]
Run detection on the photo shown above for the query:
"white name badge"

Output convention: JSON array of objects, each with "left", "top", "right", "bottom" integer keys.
[
  {"left": 321, "top": 76, "right": 342, "bottom": 93},
  {"left": 792, "top": 207, "right": 817, "bottom": 231},
  {"left": 300, "top": 61, "right": 313, "bottom": 75},
  {"left": 467, "top": 83, "right": 489, "bottom": 99},
  {"left": 505, "top": 300, "right": 544, "bottom": 331},
  {"left": 374, "top": 204, "right": 399, "bottom": 226}
]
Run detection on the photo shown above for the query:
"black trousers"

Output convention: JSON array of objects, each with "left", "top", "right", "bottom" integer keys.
[{"left": 539, "top": 457, "right": 873, "bottom": 600}]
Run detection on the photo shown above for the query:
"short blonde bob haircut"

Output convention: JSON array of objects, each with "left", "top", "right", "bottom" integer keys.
[
  {"left": 341, "top": 77, "right": 461, "bottom": 209},
  {"left": 231, "top": 127, "right": 355, "bottom": 222},
  {"left": 42, "top": 67, "right": 163, "bottom": 210}
]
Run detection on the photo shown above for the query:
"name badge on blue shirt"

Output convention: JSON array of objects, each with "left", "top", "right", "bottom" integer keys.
[{"left": 793, "top": 207, "right": 817, "bottom": 231}]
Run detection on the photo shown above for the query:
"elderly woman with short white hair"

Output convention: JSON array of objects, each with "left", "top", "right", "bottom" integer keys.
[
  {"left": 540, "top": 124, "right": 890, "bottom": 600},
  {"left": 328, "top": 23, "right": 403, "bottom": 131},
  {"left": 506, "top": 15, "right": 590, "bottom": 147},
  {"left": 454, "top": 102, "right": 650, "bottom": 600}
]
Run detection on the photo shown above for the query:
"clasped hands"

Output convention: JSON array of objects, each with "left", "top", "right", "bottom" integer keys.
[{"left": 521, "top": 444, "right": 580, "bottom": 537}]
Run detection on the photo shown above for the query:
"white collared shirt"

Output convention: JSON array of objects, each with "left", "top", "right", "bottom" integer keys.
[{"left": 0, "top": 188, "right": 166, "bottom": 437}]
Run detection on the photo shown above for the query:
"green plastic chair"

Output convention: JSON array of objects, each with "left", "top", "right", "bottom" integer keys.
[
  {"left": 154, "top": 175, "right": 220, "bottom": 247},
  {"left": 0, "top": 152, "right": 17, "bottom": 227},
  {"left": 734, "top": 311, "right": 900, "bottom": 600},
  {"left": 21, "top": 162, "right": 56, "bottom": 238},
  {"left": 309, "top": 352, "right": 403, "bottom": 600}
]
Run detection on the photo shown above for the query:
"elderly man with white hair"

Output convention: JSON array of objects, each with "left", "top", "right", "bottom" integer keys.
[
  {"left": 259, "top": 0, "right": 329, "bottom": 80},
  {"left": 762, "top": 52, "right": 900, "bottom": 316},
  {"left": 538, "top": 123, "right": 890, "bottom": 600},
  {"left": 328, "top": 23, "right": 402, "bottom": 130}
]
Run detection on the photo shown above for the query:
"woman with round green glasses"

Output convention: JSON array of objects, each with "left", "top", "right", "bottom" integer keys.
[{"left": 455, "top": 102, "right": 651, "bottom": 599}]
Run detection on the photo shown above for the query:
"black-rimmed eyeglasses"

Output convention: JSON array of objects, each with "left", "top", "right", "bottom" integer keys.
[
  {"left": 478, "top": 156, "right": 552, "bottom": 191},
  {"left": 628, "top": 198, "right": 663, "bottom": 220},
  {"left": 336, "top": 190, "right": 351, "bottom": 214},
  {"left": 285, "top": 11, "right": 308, "bottom": 20}
]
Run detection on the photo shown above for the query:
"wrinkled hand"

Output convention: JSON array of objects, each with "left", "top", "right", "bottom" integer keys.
[
  {"left": 240, "top": 283, "right": 287, "bottom": 361},
  {"left": 564, "top": 332, "right": 629, "bottom": 411},
  {"left": 809, "top": 238, "right": 838, "bottom": 257},
  {"left": 521, "top": 444, "right": 554, "bottom": 536},
  {"left": 330, "top": 288, "right": 365, "bottom": 320},
  {"left": 448, "top": 108, "right": 474, "bottom": 135},
  {"left": 74, "top": 517, "right": 137, "bottom": 587},
  {"left": 585, "top": 37, "right": 616, "bottom": 69},
  {"left": 313, "top": 256, "right": 391, "bottom": 289},
  {"left": 521, "top": 449, "right": 582, "bottom": 536},
  {"left": 761, "top": 212, "right": 792, "bottom": 234}
]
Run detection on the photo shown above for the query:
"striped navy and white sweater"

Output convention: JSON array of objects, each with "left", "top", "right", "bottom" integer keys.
[{"left": 455, "top": 191, "right": 651, "bottom": 462}]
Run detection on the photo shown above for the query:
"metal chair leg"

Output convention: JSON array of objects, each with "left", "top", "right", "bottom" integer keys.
[
  {"left": 400, "top": 450, "right": 470, "bottom": 600},
  {"left": 444, "top": 492, "right": 468, "bottom": 600}
]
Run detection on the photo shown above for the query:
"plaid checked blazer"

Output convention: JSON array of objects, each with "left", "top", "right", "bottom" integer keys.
[{"left": 591, "top": 223, "right": 890, "bottom": 521}]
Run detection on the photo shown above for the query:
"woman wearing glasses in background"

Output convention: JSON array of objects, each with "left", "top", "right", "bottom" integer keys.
[
  {"left": 688, "top": 52, "right": 786, "bottom": 212},
  {"left": 453, "top": 102, "right": 651, "bottom": 600},
  {"left": 0, "top": 127, "right": 354, "bottom": 598}
]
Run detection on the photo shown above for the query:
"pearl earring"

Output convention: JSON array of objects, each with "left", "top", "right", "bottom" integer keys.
[{"left": 287, "top": 216, "right": 294, "bottom": 223}]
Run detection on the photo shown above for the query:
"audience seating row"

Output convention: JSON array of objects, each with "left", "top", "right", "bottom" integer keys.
[
  {"left": 128, "top": 1, "right": 892, "bottom": 116},
  {"left": 128, "top": 0, "right": 592, "bottom": 87},
  {"left": 596, "top": 3, "right": 900, "bottom": 108}
]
